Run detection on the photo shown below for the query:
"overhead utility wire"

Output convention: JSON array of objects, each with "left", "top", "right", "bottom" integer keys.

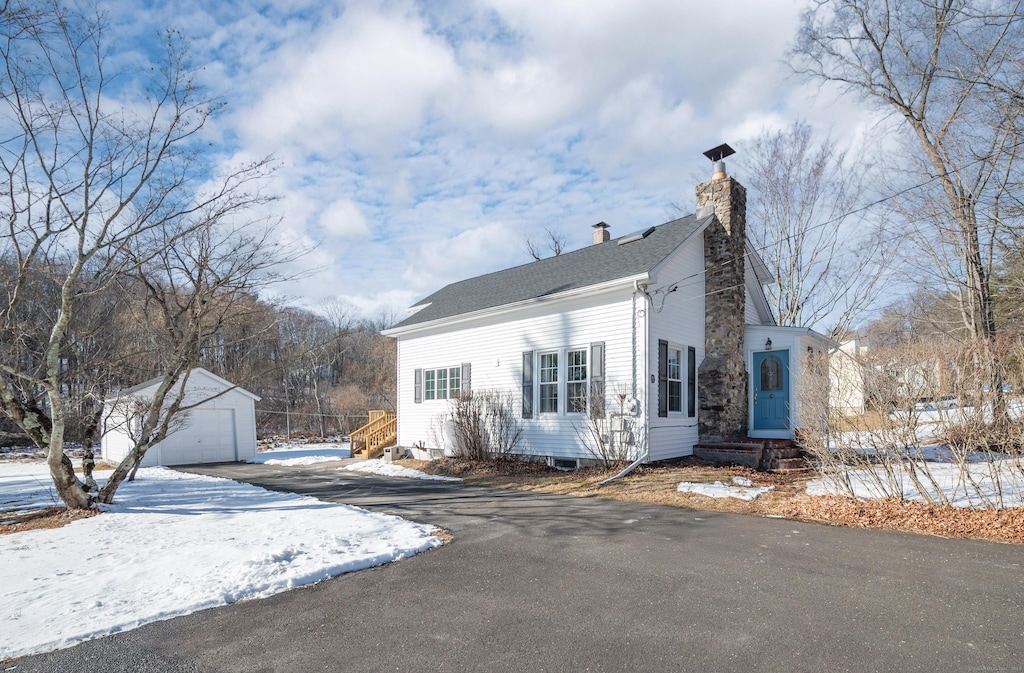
[{"left": 647, "top": 137, "right": 1024, "bottom": 302}]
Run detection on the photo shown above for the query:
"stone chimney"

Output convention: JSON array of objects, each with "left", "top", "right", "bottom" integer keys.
[
  {"left": 592, "top": 222, "right": 610, "bottom": 245},
  {"left": 695, "top": 144, "right": 748, "bottom": 441}
]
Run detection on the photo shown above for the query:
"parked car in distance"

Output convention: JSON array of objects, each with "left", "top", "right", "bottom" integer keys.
[{"left": 914, "top": 396, "right": 960, "bottom": 411}]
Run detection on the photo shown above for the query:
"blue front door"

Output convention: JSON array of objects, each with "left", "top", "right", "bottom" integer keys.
[{"left": 753, "top": 350, "right": 790, "bottom": 430}]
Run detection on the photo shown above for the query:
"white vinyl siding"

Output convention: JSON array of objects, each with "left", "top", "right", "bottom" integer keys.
[
  {"left": 647, "top": 235, "right": 706, "bottom": 460},
  {"left": 745, "top": 266, "right": 773, "bottom": 326},
  {"left": 393, "top": 287, "right": 638, "bottom": 461},
  {"left": 745, "top": 286, "right": 763, "bottom": 325}
]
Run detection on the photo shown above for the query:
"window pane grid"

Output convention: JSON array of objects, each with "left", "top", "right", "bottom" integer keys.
[
  {"left": 425, "top": 370, "right": 436, "bottom": 400},
  {"left": 539, "top": 352, "right": 558, "bottom": 413},
  {"left": 567, "top": 349, "right": 587, "bottom": 413},
  {"left": 449, "top": 367, "right": 461, "bottom": 395},
  {"left": 668, "top": 347, "right": 682, "bottom": 412}
]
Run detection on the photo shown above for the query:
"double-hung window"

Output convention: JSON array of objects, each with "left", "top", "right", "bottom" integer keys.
[
  {"left": 526, "top": 346, "right": 597, "bottom": 416},
  {"left": 658, "top": 340, "right": 696, "bottom": 418},
  {"left": 566, "top": 348, "right": 588, "bottom": 414},
  {"left": 539, "top": 352, "right": 559, "bottom": 413},
  {"left": 667, "top": 347, "right": 683, "bottom": 413}
]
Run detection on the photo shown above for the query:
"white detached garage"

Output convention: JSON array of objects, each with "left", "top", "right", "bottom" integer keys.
[{"left": 101, "top": 368, "right": 261, "bottom": 467}]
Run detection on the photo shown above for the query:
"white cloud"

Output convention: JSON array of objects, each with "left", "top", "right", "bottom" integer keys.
[
  {"left": 320, "top": 199, "right": 372, "bottom": 239},
  {"left": 103, "top": 0, "right": 878, "bottom": 318},
  {"left": 401, "top": 221, "right": 524, "bottom": 292},
  {"left": 239, "top": 5, "right": 459, "bottom": 154}
]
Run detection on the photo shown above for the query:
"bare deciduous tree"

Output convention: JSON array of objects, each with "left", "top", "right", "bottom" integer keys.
[
  {"left": 0, "top": 1, "right": 297, "bottom": 508},
  {"left": 743, "top": 121, "right": 892, "bottom": 337},
  {"left": 95, "top": 217, "right": 299, "bottom": 503},
  {"left": 524, "top": 226, "right": 567, "bottom": 261},
  {"left": 791, "top": 0, "right": 1024, "bottom": 345}
]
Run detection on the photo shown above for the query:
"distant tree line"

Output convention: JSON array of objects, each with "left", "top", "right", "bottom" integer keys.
[{"left": 0, "top": 266, "right": 397, "bottom": 444}]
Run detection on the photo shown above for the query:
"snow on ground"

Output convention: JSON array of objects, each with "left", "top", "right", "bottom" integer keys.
[
  {"left": 0, "top": 462, "right": 67, "bottom": 516},
  {"left": 807, "top": 459, "right": 1024, "bottom": 508},
  {"left": 0, "top": 463, "right": 442, "bottom": 660},
  {"left": 253, "top": 442, "right": 351, "bottom": 466},
  {"left": 342, "top": 459, "right": 463, "bottom": 481},
  {"left": 677, "top": 476, "right": 775, "bottom": 501}
]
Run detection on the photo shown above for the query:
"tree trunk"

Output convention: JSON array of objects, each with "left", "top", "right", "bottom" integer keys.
[{"left": 47, "top": 438, "right": 91, "bottom": 510}]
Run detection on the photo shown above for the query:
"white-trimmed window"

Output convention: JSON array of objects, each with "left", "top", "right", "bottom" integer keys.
[
  {"left": 566, "top": 348, "right": 588, "bottom": 414},
  {"left": 667, "top": 347, "right": 682, "bottom": 413},
  {"left": 524, "top": 346, "right": 601, "bottom": 417},
  {"left": 539, "top": 352, "right": 559, "bottom": 413},
  {"left": 424, "top": 366, "right": 461, "bottom": 400},
  {"left": 658, "top": 340, "right": 696, "bottom": 418}
]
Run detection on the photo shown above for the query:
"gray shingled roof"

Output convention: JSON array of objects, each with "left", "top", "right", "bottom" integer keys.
[{"left": 391, "top": 213, "right": 712, "bottom": 330}]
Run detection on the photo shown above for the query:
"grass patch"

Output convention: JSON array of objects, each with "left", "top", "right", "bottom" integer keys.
[{"left": 1, "top": 507, "right": 99, "bottom": 535}]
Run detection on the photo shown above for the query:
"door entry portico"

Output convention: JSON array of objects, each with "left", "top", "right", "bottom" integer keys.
[{"left": 752, "top": 350, "right": 790, "bottom": 431}]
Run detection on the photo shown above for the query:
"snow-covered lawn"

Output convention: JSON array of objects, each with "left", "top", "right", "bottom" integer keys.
[
  {"left": 254, "top": 441, "right": 351, "bottom": 466},
  {"left": 342, "top": 459, "right": 463, "bottom": 481},
  {"left": 807, "top": 456, "right": 1024, "bottom": 508},
  {"left": 810, "top": 400, "right": 1024, "bottom": 508},
  {"left": 0, "top": 463, "right": 442, "bottom": 661}
]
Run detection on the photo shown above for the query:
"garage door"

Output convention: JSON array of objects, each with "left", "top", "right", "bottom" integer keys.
[{"left": 159, "top": 409, "right": 237, "bottom": 465}]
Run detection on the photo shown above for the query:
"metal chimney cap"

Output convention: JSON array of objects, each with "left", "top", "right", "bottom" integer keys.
[
  {"left": 702, "top": 143, "right": 735, "bottom": 162},
  {"left": 592, "top": 221, "right": 610, "bottom": 229}
]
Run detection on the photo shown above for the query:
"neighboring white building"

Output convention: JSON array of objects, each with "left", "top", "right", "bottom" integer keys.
[
  {"left": 383, "top": 150, "right": 833, "bottom": 467},
  {"left": 101, "top": 367, "right": 260, "bottom": 467},
  {"left": 830, "top": 339, "right": 869, "bottom": 415}
]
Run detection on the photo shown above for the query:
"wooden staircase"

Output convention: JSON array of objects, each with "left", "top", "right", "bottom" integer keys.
[
  {"left": 351, "top": 410, "right": 397, "bottom": 460},
  {"left": 693, "top": 438, "right": 807, "bottom": 472}
]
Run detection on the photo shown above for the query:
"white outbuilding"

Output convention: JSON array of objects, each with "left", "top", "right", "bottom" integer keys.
[{"left": 101, "top": 368, "right": 261, "bottom": 467}]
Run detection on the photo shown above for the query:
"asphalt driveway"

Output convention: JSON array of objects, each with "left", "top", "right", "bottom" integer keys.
[{"left": 11, "top": 462, "right": 1024, "bottom": 673}]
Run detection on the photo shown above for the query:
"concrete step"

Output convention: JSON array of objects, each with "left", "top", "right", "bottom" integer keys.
[
  {"left": 695, "top": 437, "right": 805, "bottom": 472},
  {"left": 764, "top": 457, "right": 809, "bottom": 472}
]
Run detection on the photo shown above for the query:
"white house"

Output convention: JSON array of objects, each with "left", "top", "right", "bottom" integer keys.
[
  {"left": 101, "top": 367, "right": 261, "bottom": 467},
  {"left": 830, "top": 339, "right": 869, "bottom": 415},
  {"left": 383, "top": 147, "right": 833, "bottom": 469}
]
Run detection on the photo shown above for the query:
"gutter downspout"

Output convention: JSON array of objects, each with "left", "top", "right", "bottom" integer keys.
[
  {"left": 603, "top": 279, "right": 652, "bottom": 486},
  {"left": 598, "top": 452, "right": 647, "bottom": 486}
]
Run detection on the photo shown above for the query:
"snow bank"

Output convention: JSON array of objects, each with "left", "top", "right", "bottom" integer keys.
[
  {"left": 342, "top": 459, "right": 462, "bottom": 481},
  {"left": 0, "top": 465, "right": 441, "bottom": 660},
  {"left": 253, "top": 442, "right": 351, "bottom": 466}
]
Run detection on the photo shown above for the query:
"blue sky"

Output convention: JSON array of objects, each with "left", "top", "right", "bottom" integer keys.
[{"left": 111, "top": 0, "right": 875, "bottom": 320}]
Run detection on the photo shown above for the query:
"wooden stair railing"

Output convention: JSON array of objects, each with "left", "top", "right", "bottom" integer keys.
[{"left": 350, "top": 410, "right": 397, "bottom": 459}]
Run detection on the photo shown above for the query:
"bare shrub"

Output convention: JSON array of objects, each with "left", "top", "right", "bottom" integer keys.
[
  {"left": 444, "top": 390, "right": 523, "bottom": 461},
  {"left": 484, "top": 391, "right": 525, "bottom": 458},
  {"left": 800, "top": 340, "right": 1024, "bottom": 509},
  {"left": 574, "top": 384, "right": 643, "bottom": 469}
]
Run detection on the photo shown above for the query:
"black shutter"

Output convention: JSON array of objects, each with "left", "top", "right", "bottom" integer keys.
[
  {"left": 522, "top": 351, "right": 534, "bottom": 419},
  {"left": 414, "top": 368, "right": 423, "bottom": 404},
  {"left": 461, "top": 363, "right": 472, "bottom": 393},
  {"left": 687, "top": 346, "right": 696, "bottom": 418},
  {"left": 658, "top": 339, "right": 668, "bottom": 418},
  {"left": 590, "top": 342, "right": 605, "bottom": 419}
]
